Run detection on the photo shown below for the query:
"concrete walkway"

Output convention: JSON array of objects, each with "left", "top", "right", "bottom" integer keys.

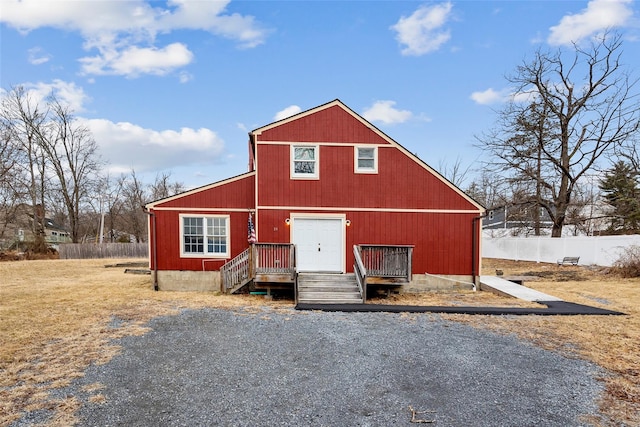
[{"left": 479, "top": 275, "right": 563, "bottom": 302}]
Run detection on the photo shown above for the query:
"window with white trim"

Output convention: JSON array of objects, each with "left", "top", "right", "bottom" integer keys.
[
  {"left": 355, "top": 146, "right": 377, "bottom": 173},
  {"left": 291, "top": 145, "right": 319, "bottom": 179},
  {"left": 180, "top": 215, "right": 229, "bottom": 257}
]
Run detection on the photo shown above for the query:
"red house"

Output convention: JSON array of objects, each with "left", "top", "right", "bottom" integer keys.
[{"left": 145, "top": 100, "right": 484, "bottom": 302}]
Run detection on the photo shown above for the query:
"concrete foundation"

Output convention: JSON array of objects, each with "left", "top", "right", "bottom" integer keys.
[
  {"left": 403, "top": 274, "right": 476, "bottom": 293},
  {"left": 154, "top": 270, "right": 474, "bottom": 294},
  {"left": 156, "top": 270, "right": 221, "bottom": 292}
]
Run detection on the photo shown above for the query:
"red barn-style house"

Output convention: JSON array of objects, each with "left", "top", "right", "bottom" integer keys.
[{"left": 145, "top": 100, "right": 485, "bottom": 302}]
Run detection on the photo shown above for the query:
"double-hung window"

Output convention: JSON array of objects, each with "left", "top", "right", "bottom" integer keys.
[
  {"left": 180, "top": 215, "right": 229, "bottom": 258},
  {"left": 291, "top": 145, "right": 319, "bottom": 179},
  {"left": 355, "top": 146, "right": 377, "bottom": 173}
]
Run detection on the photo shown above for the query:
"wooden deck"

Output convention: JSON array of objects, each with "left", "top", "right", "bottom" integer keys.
[{"left": 222, "top": 243, "right": 413, "bottom": 303}]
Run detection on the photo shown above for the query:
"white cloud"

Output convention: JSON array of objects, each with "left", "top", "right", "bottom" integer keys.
[
  {"left": 85, "top": 118, "right": 225, "bottom": 173},
  {"left": 3, "top": 79, "right": 91, "bottom": 112},
  {"left": 362, "top": 100, "right": 413, "bottom": 125},
  {"left": 548, "top": 0, "right": 634, "bottom": 46},
  {"left": 178, "top": 71, "right": 193, "bottom": 84},
  {"left": 274, "top": 105, "right": 302, "bottom": 121},
  {"left": 27, "top": 47, "right": 51, "bottom": 65},
  {"left": 390, "top": 2, "right": 453, "bottom": 56},
  {"left": 79, "top": 43, "right": 194, "bottom": 77},
  {"left": 0, "top": 0, "right": 268, "bottom": 77},
  {"left": 470, "top": 87, "right": 539, "bottom": 105},
  {"left": 470, "top": 88, "right": 505, "bottom": 105}
]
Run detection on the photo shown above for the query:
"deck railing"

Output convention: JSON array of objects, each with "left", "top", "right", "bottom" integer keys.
[
  {"left": 220, "top": 247, "right": 251, "bottom": 293},
  {"left": 353, "top": 245, "right": 367, "bottom": 302},
  {"left": 255, "top": 243, "right": 295, "bottom": 277},
  {"left": 358, "top": 245, "right": 413, "bottom": 281},
  {"left": 221, "top": 243, "right": 297, "bottom": 293}
]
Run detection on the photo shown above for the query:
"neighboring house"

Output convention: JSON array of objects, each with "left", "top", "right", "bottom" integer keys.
[
  {"left": 483, "top": 201, "right": 612, "bottom": 237},
  {"left": 0, "top": 204, "right": 71, "bottom": 250},
  {"left": 483, "top": 204, "right": 553, "bottom": 233},
  {"left": 145, "top": 100, "right": 485, "bottom": 296}
]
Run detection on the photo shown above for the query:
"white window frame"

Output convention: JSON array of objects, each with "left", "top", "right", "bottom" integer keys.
[
  {"left": 179, "top": 214, "right": 230, "bottom": 258},
  {"left": 291, "top": 144, "right": 319, "bottom": 179},
  {"left": 354, "top": 146, "right": 378, "bottom": 174}
]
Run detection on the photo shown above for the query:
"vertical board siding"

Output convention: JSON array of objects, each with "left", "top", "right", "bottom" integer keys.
[
  {"left": 151, "top": 174, "right": 255, "bottom": 271},
  {"left": 257, "top": 144, "right": 475, "bottom": 211},
  {"left": 150, "top": 102, "right": 481, "bottom": 278},
  {"left": 255, "top": 102, "right": 480, "bottom": 277},
  {"left": 156, "top": 174, "right": 255, "bottom": 209},
  {"left": 258, "top": 105, "right": 390, "bottom": 144},
  {"left": 153, "top": 210, "right": 252, "bottom": 271},
  {"left": 258, "top": 209, "right": 476, "bottom": 275}
]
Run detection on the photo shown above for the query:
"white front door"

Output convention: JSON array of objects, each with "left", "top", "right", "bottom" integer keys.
[{"left": 293, "top": 218, "right": 343, "bottom": 272}]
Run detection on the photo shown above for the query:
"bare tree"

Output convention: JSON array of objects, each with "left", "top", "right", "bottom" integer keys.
[
  {"left": 0, "top": 86, "right": 49, "bottom": 251},
  {"left": 477, "top": 32, "right": 640, "bottom": 237},
  {"left": 438, "top": 156, "right": 472, "bottom": 188},
  {"left": 465, "top": 169, "right": 507, "bottom": 208},
  {"left": 149, "top": 172, "right": 185, "bottom": 201},
  {"left": 118, "top": 170, "right": 147, "bottom": 243},
  {"left": 35, "top": 96, "right": 102, "bottom": 242},
  {"left": 0, "top": 124, "right": 22, "bottom": 246}
]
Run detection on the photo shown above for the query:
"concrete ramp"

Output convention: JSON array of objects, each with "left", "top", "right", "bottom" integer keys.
[{"left": 480, "top": 276, "right": 563, "bottom": 302}]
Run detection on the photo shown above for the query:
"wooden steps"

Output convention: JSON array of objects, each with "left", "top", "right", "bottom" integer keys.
[{"left": 297, "top": 273, "right": 363, "bottom": 304}]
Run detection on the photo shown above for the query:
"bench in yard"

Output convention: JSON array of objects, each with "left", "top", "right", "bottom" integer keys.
[{"left": 557, "top": 256, "right": 580, "bottom": 266}]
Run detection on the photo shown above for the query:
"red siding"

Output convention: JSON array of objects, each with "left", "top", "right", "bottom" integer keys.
[
  {"left": 149, "top": 101, "right": 482, "bottom": 277},
  {"left": 156, "top": 173, "right": 254, "bottom": 209},
  {"left": 257, "top": 144, "right": 474, "bottom": 211},
  {"left": 258, "top": 105, "right": 390, "bottom": 145},
  {"left": 150, "top": 174, "right": 255, "bottom": 271},
  {"left": 152, "top": 210, "right": 251, "bottom": 271},
  {"left": 257, "top": 209, "right": 477, "bottom": 275},
  {"left": 253, "top": 102, "right": 481, "bottom": 276}
]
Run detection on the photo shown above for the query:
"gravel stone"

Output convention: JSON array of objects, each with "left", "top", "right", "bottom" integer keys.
[{"left": 67, "top": 308, "right": 604, "bottom": 426}]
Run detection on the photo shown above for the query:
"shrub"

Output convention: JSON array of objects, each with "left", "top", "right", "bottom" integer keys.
[{"left": 612, "top": 245, "right": 640, "bottom": 278}]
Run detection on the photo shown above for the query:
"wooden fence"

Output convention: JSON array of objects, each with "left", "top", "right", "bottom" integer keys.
[{"left": 59, "top": 243, "right": 148, "bottom": 259}]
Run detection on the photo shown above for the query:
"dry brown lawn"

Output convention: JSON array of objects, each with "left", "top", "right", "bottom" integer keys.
[{"left": 0, "top": 257, "right": 638, "bottom": 426}]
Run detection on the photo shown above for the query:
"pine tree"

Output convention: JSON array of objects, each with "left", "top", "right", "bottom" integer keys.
[{"left": 599, "top": 161, "right": 640, "bottom": 234}]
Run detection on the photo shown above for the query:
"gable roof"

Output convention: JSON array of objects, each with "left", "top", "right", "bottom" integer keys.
[{"left": 251, "top": 99, "right": 485, "bottom": 212}]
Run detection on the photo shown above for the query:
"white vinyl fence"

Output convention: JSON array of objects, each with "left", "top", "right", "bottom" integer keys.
[{"left": 482, "top": 233, "right": 640, "bottom": 266}]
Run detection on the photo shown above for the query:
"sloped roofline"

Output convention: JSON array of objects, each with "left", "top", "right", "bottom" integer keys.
[
  {"left": 250, "top": 99, "right": 485, "bottom": 212},
  {"left": 144, "top": 171, "right": 255, "bottom": 209}
]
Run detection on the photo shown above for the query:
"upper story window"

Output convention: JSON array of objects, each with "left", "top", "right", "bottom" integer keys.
[
  {"left": 291, "top": 145, "right": 319, "bottom": 179},
  {"left": 355, "top": 146, "right": 377, "bottom": 173},
  {"left": 180, "top": 214, "right": 229, "bottom": 258}
]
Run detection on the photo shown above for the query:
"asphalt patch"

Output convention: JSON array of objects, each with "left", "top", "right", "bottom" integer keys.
[{"left": 296, "top": 300, "right": 624, "bottom": 315}]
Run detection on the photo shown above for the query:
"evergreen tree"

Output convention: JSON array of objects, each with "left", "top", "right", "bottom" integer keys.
[{"left": 599, "top": 161, "right": 640, "bottom": 234}]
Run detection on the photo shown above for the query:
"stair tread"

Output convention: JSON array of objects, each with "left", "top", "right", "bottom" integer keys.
[{"left": 297, "top": 273, "right": 362, "bottom": 304}]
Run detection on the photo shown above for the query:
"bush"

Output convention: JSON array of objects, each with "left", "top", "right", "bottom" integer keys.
[{"left": 612, "top": 245, "right": 640, "bottom": 277}]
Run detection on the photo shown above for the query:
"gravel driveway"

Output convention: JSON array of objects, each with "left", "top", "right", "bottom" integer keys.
[{"left": 72, "top": 307, "right": 604, "bottom": 426}]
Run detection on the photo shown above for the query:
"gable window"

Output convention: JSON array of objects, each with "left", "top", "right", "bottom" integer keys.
[
  {"left": 291, "top": 145, "right": 319, "bottom": 179},
  {"left": 180, "top": 215, "right": 229, "bottom": 258},
  {"left": 355, "top": 146, "right": 377, "bottom": 173}
]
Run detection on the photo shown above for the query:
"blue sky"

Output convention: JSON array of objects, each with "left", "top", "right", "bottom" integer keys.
[{"left": 2, "top": 0, "right": 639, "bottom": 189}]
